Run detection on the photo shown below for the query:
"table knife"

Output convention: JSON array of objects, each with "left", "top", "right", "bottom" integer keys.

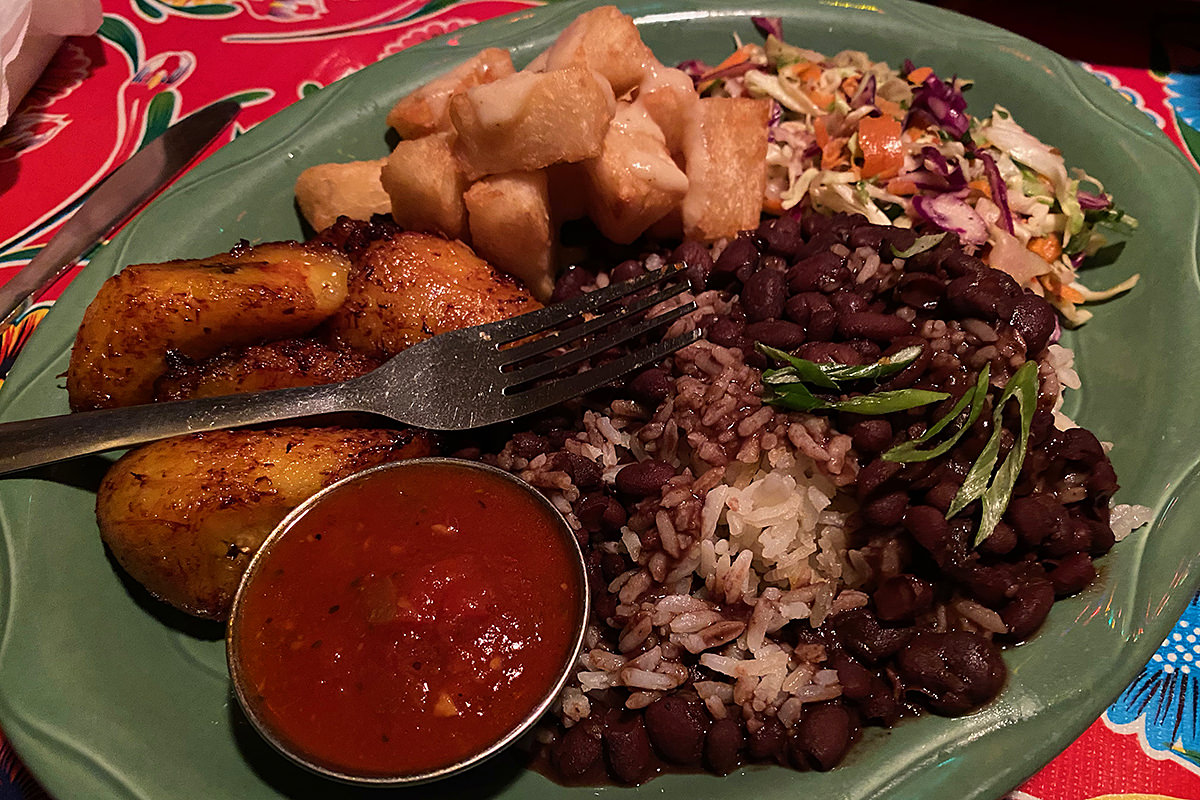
[{"left": 0, "top": 99, "right": 241, "bottom": 329}]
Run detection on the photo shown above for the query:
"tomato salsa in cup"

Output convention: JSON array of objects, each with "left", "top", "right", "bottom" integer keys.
[{"left": 227, "top": 458, "right": 589, "bottom": 785}]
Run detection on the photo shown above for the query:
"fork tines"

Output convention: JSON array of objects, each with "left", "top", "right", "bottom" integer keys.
[
  {"left": 486, "top": 263, "right": 692, "bottom": 346},
  {"left": 495, "top": 264, "right": 701, "bottom": 401}
]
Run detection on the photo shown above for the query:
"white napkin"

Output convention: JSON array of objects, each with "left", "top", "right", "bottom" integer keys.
[{"left": 1, "top": 0, "right": 101, "bottom": 130}]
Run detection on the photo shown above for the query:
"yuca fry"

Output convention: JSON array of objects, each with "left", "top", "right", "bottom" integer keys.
[
  {"left": 464, "top": 170, "right": 557, "bottom": 302},
  {"left": 381, "top": 132, "right": 469, "bottom": 240},
  {"left": 584, "top": 101, "right": 688, "bottom": 244},
  {"left": 294, "top": 158, "right": 391, "bottom": 231},
  {"left": 386, "top": 47, "right": 514, "bottom": 139},
  {"left": 450, "top": 65, "right": 616, "bottom": 181},
  {"left": 542, "top": 5, "right": 655, "bottom": 96},
  {"left": 680, "top": 97, "right": 771, "bottom": 241}
]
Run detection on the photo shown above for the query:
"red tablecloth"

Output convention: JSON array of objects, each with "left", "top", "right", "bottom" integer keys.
[{"left": 1, "top": 2, "right": 1199, "bottom": 798}]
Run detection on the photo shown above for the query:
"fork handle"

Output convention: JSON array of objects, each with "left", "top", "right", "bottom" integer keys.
[{"left": 0, "top": 383, "right": 345, "bottom": 476}]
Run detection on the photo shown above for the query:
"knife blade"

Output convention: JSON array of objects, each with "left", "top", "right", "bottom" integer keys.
[{"left": 0, "top": 99, "right": 241, "bottom": 328}]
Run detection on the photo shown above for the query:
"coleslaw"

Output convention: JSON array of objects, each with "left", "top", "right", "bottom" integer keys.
[{"left": 682, "top": 18, "right": 1138, "bottom": 325}]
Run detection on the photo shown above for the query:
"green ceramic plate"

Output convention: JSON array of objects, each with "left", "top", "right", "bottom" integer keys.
[{"left": 2, "top": 1, "right": 1198, "bottom": 798}]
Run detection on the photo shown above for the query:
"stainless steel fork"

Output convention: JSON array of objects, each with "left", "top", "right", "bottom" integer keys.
[{"left": 0, "top": 266, "right": 700, "bottom": 476}]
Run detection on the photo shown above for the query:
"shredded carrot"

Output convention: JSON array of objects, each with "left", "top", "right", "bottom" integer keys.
[
  {"left": 822, "top": 137, "right": 850, "bottom": 169},
  {"left": 840, "top": 75, "right": 860, "bottom": 100},
  {"left": 763, "top": 195, "right": 785, "bottom": 215},
  {"left": 1038, "top": 274, "right": 1085, "bottom": 304},
  {"left": 800, "top": 63, "right": 824, "bottom": 83},
  {"left": 858, "top": 115, "right": 904, "bottom": 179},
  {"left": 886, "top": 178, "right": 918, "bottom": 195},
  {"left": 698, "top": 44, "right": 757, "bottom": 91},
  {"left": 1027, "top": 236, "right": 1063, "bottom": 263},
  {"left": 968, "top": 179, "right": 992, "bottom": 198},
  {"left": 907, "top": 66, "right": 933, "bottom": 84},
  {"left": 875, "top": 97, "right": 903, "bottom": 120},
  {"left": 807, "top": 88, "right": 835, "bottom": 109},
  {"left": 780, "top": 61, "right": 809, "bottom": 80},
  {"left": 814, "top": 116, "right": 831, "bottom": 149}
]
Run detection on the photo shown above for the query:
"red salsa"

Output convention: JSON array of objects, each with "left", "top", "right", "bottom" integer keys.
[{"left": 232, "top": 460, "right": 585, "bottom": 778}]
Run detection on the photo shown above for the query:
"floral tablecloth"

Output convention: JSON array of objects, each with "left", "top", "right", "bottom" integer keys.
[{"left": 1, "top": 2, "right": 1199, "bottom": 799}]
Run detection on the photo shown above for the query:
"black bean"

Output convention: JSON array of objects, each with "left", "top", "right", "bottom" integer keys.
[
  {"left": 745, "top": 319, "right": 806, "bottom": 350},
  {"left": 600, "top": 550, "right": 629, "bottom": 583},
  {"left": 757, "top": 215, "right": 805, "bottom": 258},
  {"left": 960, "top": 564, "right": 1015, "bottom": 608},
  {"left": 1005, "top": 493, "right": 1067, "bottom": 547},
  {"left": 611, "top": 259, "right": 646, "bottom": 283},
  {"left": 833, "top": 608, "right": 914, "bottom": 664},
  {"left": 1041, "top": 517, "right": 1093, "bottom": 558},
  {"left": 838, "top": 311, "right": 914, "bottom": 341},
  {"left": 707, "top": 318, "right": 745, "bottom": 348},
  {"left": 644, "top": 696, "right": 708, "bottom": 765},
  {"left": 1060, "top": 427, "right": 1105, "bottom": 465},
  {"left": 882, "top": 226, "right": 918, "bottom": 256},
  {"left": 1048, "top": 552, "right": 1096, "bottom": 597},
  {"left": 746, "top": 716, "right": 787, "bottom": 764},
  {"left": 578, "top": 493, "right": 622, "bottom": 534},
  {"left": 603, "top": 713, "right": 655, "bottom": 784},
  {"left": 901, "top": 504, "right": 952, "bottom": 554},
  {"left": 628, "top": 368, "right": 672, "bottom": 404},
  {"left": 938, "top": 244, "right": 986, "bottom": 277},
  {"left": 1087, "top": 516, "right": 1116, "bottom": 556},
  {"left": 896, "top": 631, "right": 1006, "bottom": 716},
  {"left": 798, "top": 341, "right": 865, "bottom": 365},
  {"left": 712, "top": 237, "right": 759, "bottom": 286},
  {"left": 560, "top": 453, "right": 601, "bottom": 489},
  {"left": 873, "top": 575, "right": 934, "bottom": 622},
  {"left": 671, "top": 240, "right": 713, "bottom": 291},
  {"left": 1000, "top": 579, "right": 1055, "bottom": 640},
  {"left": 849, "top": 419, "right": 893, "bottom": 454},
  {"left": 807, "top": 308, "right": 838, "bottom": 341},
  {"left": 704, "top": 718, "right": 744, "bottom": 776},
  {"left": 1087, "top": 460, "right": 1120, "bottom": 501},
  {"left": 830, "top": 652, "right": 873, "bottom": 700},
  {"left": 945, "top": 269, "right": 1021, "bottom": 320},
  {"left": 742, "top": 269, "right": 787, "bottom": 322},
  {"left": 895, "top": 272, "right": 946, "bottom": 310},
  {"left": 510, "top": 431, "right": 551, "bottom": 459},
  {"left": 848, "top": 224, "right": 886, "bottom": 250},
  {"left": 552, "top": 721, "right": 603, "bottom": 779},
  {"left": 1001, "top": 292, "right": 1056, "bottom": 355},
  {"left": 976, "top": 520, "right": 1017, "bottom": 556},
  {"left": 858, "top": 458, "right": 902, "bottom": 500},
  {"left": 830, "top": 289, "right": 868, "bottom": 316},
  {"left": 789, "top": 702, "right": 854, "bottom": 771},
  {"left": 615, "top": 459, "right": 675, "bottom": 497},
  {"left": 785, "top": 292, "right": 829, "bottom": 327},
  {"left": 862, "top": 489, "right": 908, "bottom": 527},
  {"left": 923, "top": 481, "right": 959, "bottom": 513},
  {"left": 551, "top": 264, "right": 596, "bottom": 303},
  {"left": 786, "top": 251, "right": 850, "bottom": 293}
]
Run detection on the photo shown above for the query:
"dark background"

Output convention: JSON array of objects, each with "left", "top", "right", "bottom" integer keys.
[{"left": 922, "top": 0, "right": 1200, "bottom": 72}]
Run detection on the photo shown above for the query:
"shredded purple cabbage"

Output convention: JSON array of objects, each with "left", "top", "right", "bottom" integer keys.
[
  {"left": 979, "top": 151, "right": 1014, "bottom": 234},
  {"left": 676, "top": 59, "right": 711, "bottom": 83},
  {"left": 751, "top": 16, "right": 783, "bottom": 40},
  {"left": 913, "top": 194, "right": 988, "bottom": 246},
  {"left": 919, "top": 146, "right": 967, "bottom": 192},
  {"left": 700, "top": 61, "right": 763, "bottom": 83},
  {"left": 908, "top": 71, "right": 970, "bottom": 139},
  {"left": 1076, "top": 190, "right": 1111, "bottom": 210},
  {"left": 850, "top": 74, "right": 876, "bottom": 109}
]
